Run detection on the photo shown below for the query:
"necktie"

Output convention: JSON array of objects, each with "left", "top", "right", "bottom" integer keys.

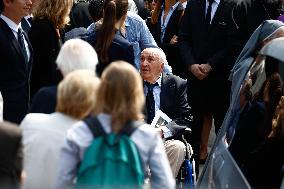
[
  {"left": 205, "top": 0, "right": 214, "bottom": 26},
  {"left": 145, "top": 82, "right": 158, "bottom": 124},
  {"left": 18, "top": 28, "right": 28, "bottom": 63},
  {"left": 27, "top": 17, "right": 33, "bottom": 25}
]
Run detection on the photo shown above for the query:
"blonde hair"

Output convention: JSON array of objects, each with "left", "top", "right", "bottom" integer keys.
[
  {"left": 33, "top": 0, "right": 73, "bottom": 29},
  {"left": 56, "top": 39, "right": 98, "bottom": 76},
  {"left": 269, "top": 96, "right": 284, "bottom": 138},
  {"left": 94, "top": 61, "right": 145, "bottom": 132},
  {"left": 56, "top": 70, "right": 100, "bottom": 119}
]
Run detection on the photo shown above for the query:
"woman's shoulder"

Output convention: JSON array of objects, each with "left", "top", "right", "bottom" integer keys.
[
  {"left": 132, "top": 123, "right": 160, "bottom": 143},
  {"left": 113, "top": 32, "right": 132, "bottom": 47}
]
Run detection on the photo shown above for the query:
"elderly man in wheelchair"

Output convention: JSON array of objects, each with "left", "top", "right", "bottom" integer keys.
[{"left": 140, "top": 48, "right": 194, "bottom": 180}]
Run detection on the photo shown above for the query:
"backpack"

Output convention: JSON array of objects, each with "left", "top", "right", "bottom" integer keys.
[{"left": 76, "top": 116, "right": 145, "bottom": 189}]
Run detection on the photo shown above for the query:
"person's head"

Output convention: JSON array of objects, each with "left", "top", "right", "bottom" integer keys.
[
  {"left": 0, "top": 121, "right": 22, "bottom": 188},
  {"left": 261, "top": 26, "right": 284, "bottom": 48},
  {"left": 94, "top": 61, "right": 145, "bottom": 132},
  {"left": 95, "top": 0, "right": 128, "bottom": 63},
  {"left": 0, "top": 0, "right": 32, "bottom": 24},
  {"left": 33, "top": 0, "right": 73, "bottom": 29},
  {"left": 140, "top": 48, "right": 166, "bottom": 83},
  {"left": 56, "top": 70, "right": 100, "bottom": 119},
  {"left": 56, "top": 38, "right": 98, "bottom": 77},
  {"left": 88, "top": 0, "right": 104, "bottom": 22}
]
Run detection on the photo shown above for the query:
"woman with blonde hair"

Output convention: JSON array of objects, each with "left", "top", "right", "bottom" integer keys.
[
  {"left": 55, "top": 61, "right": 175, "bottom": 189},
  {"left": 20, "top": 70, "right": 100, "bottom": 189},
  {"left": 29, "top": 0, "right": 73, "bottom": 96}
]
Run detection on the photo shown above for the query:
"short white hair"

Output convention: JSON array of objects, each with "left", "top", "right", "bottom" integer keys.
[
  {"left": 142, "top": 47, "right": 168, "bottom": 65},
  {"left": 56, "top": 39, "right": 98, "bottom": 76}
]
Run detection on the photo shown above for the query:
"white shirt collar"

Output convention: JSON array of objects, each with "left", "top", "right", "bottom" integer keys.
[
  {"left": 156, "top": 74, "right": 162, "bottom": 87},
  {"left": 144, "top": 74, "right": 162, "bottom": 87},
  {"left": 0, "top": 14, "right": 21, "bottom": 33},
  {"left": 24, "top": 14, "right": 33, "bottom": 19},
  {"left": 211, "top": 0, "right": 220, "bottom": 5}
]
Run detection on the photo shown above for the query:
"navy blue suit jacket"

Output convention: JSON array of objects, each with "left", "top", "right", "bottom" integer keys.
[
  {"left": 0, "top": 18, "right": 33, "bottom": 124},
  {"left": 29, "top": 86, "right": 57, "bottom": 114},
  {"left": 87, "top": 30, "right": 135, "bottom": 76}
]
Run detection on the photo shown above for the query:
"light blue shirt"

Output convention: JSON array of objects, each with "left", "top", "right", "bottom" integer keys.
[
  {"left": 125, "top": 11, "right": 158, "bottom": 69},
  {"left": 160, "top": 2, "right": 180, "bottom": 42}
]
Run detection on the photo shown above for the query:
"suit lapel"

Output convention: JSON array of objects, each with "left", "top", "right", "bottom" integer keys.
[
  {"left": 160, "top": 73, "right": 176, "bottom": 112},
  {"left": 198, "top": 0, "right": 207, "bottom": 28},
  {"left": 21, "top": 18, "right": 31, "bottom": 34},
  {"left": 23, "top": 31, "right": 33, "bottom": 74}
]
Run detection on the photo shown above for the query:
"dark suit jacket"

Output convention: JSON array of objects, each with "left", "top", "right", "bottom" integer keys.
[
  {"left": 29, "top": 18, "right": 63, "bottom": 96},
  {"left": 228, "top": 0, "right": 282, "bottom": 66},
  {"left": 0, "top": 122, "right": 22, "bottom": 189},
  {"left": 87, "top": 30, "right": 135, "bottom": 76},
  {"left": 148, "top": 3, "right": 185, "bottom": 75},
  {"left": 179, "top": 0, "right": 233, "bottom": 112},
  {"left": 160, "top": 73, "right": 191, "bottom": 121},
  {"left": 144, "top": 73, "right": 192, "bottom": 137},
  {"left": 30, "top": 86, "right": 57, "bottom": 114},
  {"left": 0, "top": 18, "right": 33, "bottom": 124}
]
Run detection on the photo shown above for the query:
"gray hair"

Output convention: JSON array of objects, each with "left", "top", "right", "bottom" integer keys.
[
  {"left": 56, "top": 39, "right": 98, "bottom": 76},
  {"left": 142, "top": 47, "right": 168, "bottom": 65}
]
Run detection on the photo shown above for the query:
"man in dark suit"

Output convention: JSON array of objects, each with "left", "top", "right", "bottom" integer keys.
[
  {"left": 0, "top": 121, "right": 23, "bottom": 189},
  {"left": 140, "top": 47, "right": 192, "bottom": 178},
  {"left": 0, "top": 0, "right": 33, "bottom": 124},
  {"left": 179, "top": 0, "right": 234, "bottom": 168},
  {"left": 228, "top": 0, "right": 283, "bottom": 65}
]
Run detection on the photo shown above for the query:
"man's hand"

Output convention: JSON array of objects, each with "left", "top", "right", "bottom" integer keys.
[
  {"left": 170, "top": 35, "right": 178, "bottom": 45},
  {"left": 155, "top": 127, "right": 164, "bottom": 138},
  {"left": 199, "top": 63, "right": 212, "bottom": 74},
  {"left": 189, "top": 64, "right": 207, "bottom": 80}
]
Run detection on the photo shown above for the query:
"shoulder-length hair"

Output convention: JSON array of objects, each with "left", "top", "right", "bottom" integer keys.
[
  {"left": 56, "top": 70, "right": 100, "bottom": 119},
  {"left": 95, "top": 0, "right": 128, "bottom": 63},
  {"left": 33, "top": 0, "right": 73, "bottom": 29},
  {"left": 94, "top": 61, "right": 145, "bottom": 132}
]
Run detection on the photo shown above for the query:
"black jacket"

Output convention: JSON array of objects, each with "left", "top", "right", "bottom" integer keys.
[
  {"left": 0, "top": 18, "right": 33, "bottom": 124},
  {"left": 29, "top": 18, "right": 63, "bottom": 96}
]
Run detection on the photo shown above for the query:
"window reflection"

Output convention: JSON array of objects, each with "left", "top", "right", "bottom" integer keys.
[{"left": 229, "top": 56, "right": 284, "bottom": 188}]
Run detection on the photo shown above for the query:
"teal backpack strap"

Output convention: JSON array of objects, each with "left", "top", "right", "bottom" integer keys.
[{"left": 83, "top": 116, "right": 106, "bottom": 137}]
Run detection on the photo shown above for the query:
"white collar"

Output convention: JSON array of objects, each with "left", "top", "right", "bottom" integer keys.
[
  {"left": 24, "top": 14, "right": 33, "bottom": 19},
  {"left": 144, "top": 74, "right": 162, "bottom": 87},
  {"left": 0, "top": 14, "right": 21, "bottom": 32},
  {"left": 210, "top": 0, "right": 220, "bottom": 5}
]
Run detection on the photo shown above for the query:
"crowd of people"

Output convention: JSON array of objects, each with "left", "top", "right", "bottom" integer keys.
[{"left": 1, "top": 0, "right": 284, "bottom": 188}]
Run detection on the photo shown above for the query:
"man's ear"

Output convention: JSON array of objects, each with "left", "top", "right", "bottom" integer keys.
[
  {"left": 160, "top": 63, "right": 164, "bottom": 71},
  {"left": 3, "top": 0, "right": 11, "bottom": 6}
]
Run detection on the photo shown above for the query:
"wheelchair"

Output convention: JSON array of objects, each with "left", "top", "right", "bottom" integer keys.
[{"left": 176, "top": 128, "right": 197, "bottom": 189}]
